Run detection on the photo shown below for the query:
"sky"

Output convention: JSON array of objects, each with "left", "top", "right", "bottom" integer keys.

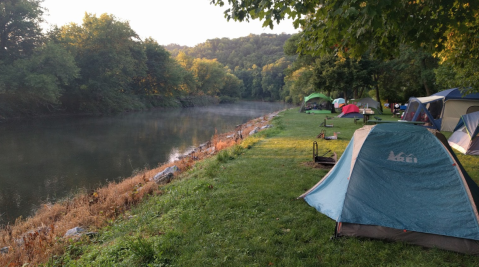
[{"left": 41, "top": 0, "right": 299, "bottom": 47}]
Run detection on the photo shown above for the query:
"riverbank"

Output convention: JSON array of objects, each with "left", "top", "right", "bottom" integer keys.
[
  {"left": 0, "top": 109, "right": 282, "bottom": 266},
  {"left": 3, "top": 109, "right": 479, "bottom": 266}
]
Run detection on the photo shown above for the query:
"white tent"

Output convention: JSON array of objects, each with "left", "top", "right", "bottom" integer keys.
[{"left": 448, "top": 111, "right": 479, "bottom": 155}]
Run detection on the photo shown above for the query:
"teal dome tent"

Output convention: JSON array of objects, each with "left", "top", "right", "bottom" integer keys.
[{"left": 300, "top": 123, "right": 479, "bottom": 254}]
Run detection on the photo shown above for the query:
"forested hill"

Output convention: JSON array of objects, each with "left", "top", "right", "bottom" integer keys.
[
  {"left": 164, "top": 34, "right": 292, "bottom": 70},
  {"left": 165, "top": 34, "right": 295, "bottom": 101}
]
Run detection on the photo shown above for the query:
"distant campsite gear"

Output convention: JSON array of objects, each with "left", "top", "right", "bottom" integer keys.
[
  {"left": 324, "top": 132, "right": 338, "bottom": 140},
  {"left": 312, "top": 142, "right": 337, "bottom": 165},
  {"left": 402, "top": 88, "right": 479, "bottom": 131},
  {"left": 300, "top": 93, "right": 333, "bottom": 114},
  {"left": 320, "top": 119, "right": 334, "bottom": 128},
  {"left": 332, "top": 98, "right": 346, "bottom": 108},
  {"left": 353, "top": 97, "right": 380, "bottom": 109},
  {"left": 337, "top": 104, "right": 363, "bottom": 118},
  {"left": 448, "top": 111, "right": 479, "bottom": 155},
  {"left": 300, "top": 123, "right": 479, "bottom": 255},
  {"left": 316, "top": 130, "right": 326, "bottom": 139}
]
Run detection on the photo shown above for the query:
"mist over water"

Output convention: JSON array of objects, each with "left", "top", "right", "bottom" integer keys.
[{"left": 0, "top": 101, "right": 291, "bottom": 224}]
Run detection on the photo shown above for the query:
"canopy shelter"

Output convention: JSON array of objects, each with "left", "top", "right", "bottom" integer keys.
[
  {"left": 300, "top": 123, "right": 479, "bottom": 254},
  {"left": 448, "top": 111, "right": 479, "bottom": 155},
  {"left": 337, "top": 104, "right": 363, "bottom": 118},
  {"left": 402, "top": 88, "right": 479, "bottom": 131},
  {"left": 300, "top": 93, "right": 333, "bottom": 114},
  {"left": 332, "top": 98, "right": 345, "bottom": 108},
  {"left": 354, "top": 97, "right": 380, "bottom": 109}
]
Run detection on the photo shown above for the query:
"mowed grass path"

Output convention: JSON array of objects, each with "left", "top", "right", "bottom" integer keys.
[{"left": 53, "top": 108, "right": 479, "bottom": 266}]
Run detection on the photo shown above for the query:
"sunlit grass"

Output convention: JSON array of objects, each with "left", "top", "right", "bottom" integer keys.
[{"left": 44, "top": 108, "right": 479, "bottom": 266}]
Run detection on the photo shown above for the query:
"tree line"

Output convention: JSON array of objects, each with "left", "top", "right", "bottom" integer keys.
[
  {"left": 5, "top": 0, "right": 469, "bottom": 118},
  {"left": 165, "top": 33, "right": 295, "bottom": 101},
  {"left": 282, "top": 36, "right": 440, "bottom": 107},
  {"left": 0, "top": 0, "right": 258, "bottom": 118},
  {"left": 211, "top": 0, "right": 479, "bottom": 108}
]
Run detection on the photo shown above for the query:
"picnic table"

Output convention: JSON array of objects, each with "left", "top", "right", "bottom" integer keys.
[{"left": 363, "top": 114, "right": 371, "bottom": 124}]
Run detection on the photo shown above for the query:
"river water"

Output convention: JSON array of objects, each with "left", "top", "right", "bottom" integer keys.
[{"left": 0, "top": 101, "right": 291, "bottom": 224}]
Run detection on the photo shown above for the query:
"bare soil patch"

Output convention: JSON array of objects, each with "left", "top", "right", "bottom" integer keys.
[{"left": 301, "top": 161, "right": 334, "bottom": 170}]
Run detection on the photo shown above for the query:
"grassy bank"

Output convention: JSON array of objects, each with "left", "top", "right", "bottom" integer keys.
[{"left": 18, "top": 109, "right": 479, "bottom": 265}]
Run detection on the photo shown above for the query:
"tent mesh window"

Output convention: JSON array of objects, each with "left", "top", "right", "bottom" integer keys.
[
  {"left": 466, "top": 106, "right": 479, "bottom": 114},
  {"left": 404, "top": 101, "right": 419, "bottom": 120},
  {"left": 426, "top": 100, "right": 443, "bottom": 120}
]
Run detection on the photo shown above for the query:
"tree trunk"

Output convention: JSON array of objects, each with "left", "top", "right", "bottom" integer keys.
[
  {"left": 421, "top": 58, "right": 431, "bottom": 96},
  {"left": 423, "top": 81, "right": 431, "bottom": 96},
  {"left": 373, "top": 74, "right": 383, "bottom": 112},
  {"left": 358, "top": 87, "right": 365, "bottom": 99},
  {"left": 375, "top": 84, "right": 382, "bottom": 112}
]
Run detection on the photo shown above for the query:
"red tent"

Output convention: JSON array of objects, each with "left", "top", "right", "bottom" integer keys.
[{"left": 342, "top": 104, "right": 359, "bottom": 114}]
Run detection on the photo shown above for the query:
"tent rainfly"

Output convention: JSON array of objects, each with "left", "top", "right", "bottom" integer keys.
[
  {"left": 402, "top": 88, "right": 479, "bottom": 131},
  {"left": 300, "top": 93, "right": 333, "bottom": 114},
  {"left": 332, "top": 98, "right": 345, "bottom": 108},
  {"left": 300, "top": 123, "right": 479, "bottom": 254},
  {"left": 354, "top": 97, "right": 380, "bottom": 109},
  {"left": 448, "top": 111, "right": 479, "bottom": 155},
  {"left": 337, "top": 104, "right": 363, "bottom": 118}
]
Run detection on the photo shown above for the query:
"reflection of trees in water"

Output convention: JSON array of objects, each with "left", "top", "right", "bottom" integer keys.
[
  {"left": 0, "top": 189, "right": 23, "bottom": 222},
  {"left": 0, "top": 102, "right": 291, "bottom": 224}
]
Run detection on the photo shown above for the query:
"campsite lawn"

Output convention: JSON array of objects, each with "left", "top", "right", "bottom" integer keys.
[{"left": 48, "top": 108, "right": 479, "bottom": 266}]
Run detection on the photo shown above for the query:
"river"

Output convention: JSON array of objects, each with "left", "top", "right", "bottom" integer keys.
[{"left": 0, "top": 101, "right": 291, "bottom": 225}]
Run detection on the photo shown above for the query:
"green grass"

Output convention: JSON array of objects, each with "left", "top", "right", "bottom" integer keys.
[{"left": 45, "top": 108, "right": 479, "bottom": 266}]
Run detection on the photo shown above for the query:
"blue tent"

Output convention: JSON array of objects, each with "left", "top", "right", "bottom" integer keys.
[
  {"left": 300, "top": 123, "right": 479, "bottom": 254},
  {"left": 403, "top": 88, "right": 479, "bottom": 131},
  {"left": 453, "top": 111, "right": 479, "bottom": 138},
  {"left": 449, "top": 111, "right": 479, "bottom": 155},
  {"left": 332, "top": 98, "right": 345, "bottom": 108}
]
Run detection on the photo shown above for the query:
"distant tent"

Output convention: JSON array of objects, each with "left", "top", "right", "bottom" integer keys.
[
  {"left": 300, "top": 93, "right": 333, "bottom": 114},
  {"left": 300, "top": 123, "right": 479, "bottom": 254},
  {"left": 355, "top": 97, "right": 380, "bottom": 109},
  {"left": 448, "top": 111, "right": 479, "bottom": 155},
  {"left": 402, "top": 88, "right": 479, "bottom": 131},
  {"left": 337, "top": 104, "right": 363, "bottom": 118},
  {"left": 332, "top": 98, "right": 345, "bottom": 108}
]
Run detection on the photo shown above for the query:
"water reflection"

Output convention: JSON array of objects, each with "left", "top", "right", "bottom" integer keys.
[{"left": 0, "top": 101, "right": 291, "bottom": 224}]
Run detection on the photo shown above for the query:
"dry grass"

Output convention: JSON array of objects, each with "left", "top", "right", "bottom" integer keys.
[{"left": 0, "top": 112, "right": 280, "bottom": 266}]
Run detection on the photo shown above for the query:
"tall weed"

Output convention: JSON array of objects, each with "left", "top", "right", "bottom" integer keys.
[{"left": 128, "top": 236, "right": 156, "bottom": 264}]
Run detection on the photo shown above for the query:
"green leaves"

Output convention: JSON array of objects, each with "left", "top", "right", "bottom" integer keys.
[
  {"left": 1, "top": 42, "right": 79, "bottom": 103},
  {"left": 0, "top": 0, "right": 45, "bottom": 63}
]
